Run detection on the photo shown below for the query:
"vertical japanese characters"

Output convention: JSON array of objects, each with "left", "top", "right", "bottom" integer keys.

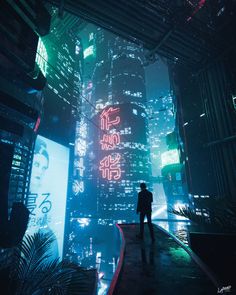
[
  {"left": 73, "top": 119, "right": 88, "bottom": 194},
  {"left": 99, "top": 107, "right": 122, "bottom": 181}
]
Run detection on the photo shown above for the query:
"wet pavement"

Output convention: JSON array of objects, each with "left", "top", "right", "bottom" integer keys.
[{"left": 112, "top": 223, "right": 217, "bottom": 295}]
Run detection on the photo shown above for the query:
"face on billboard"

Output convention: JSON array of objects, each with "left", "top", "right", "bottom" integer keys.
[
  {"left": 27, "top": 135, "right": 69, "bottom": 259},
  {"left": 30, "top": 153, "right": 49, "bottom": 191}
]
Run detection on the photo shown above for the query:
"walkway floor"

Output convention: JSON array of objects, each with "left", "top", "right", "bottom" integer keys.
[{"left": 113, "top": 223, "right": 217, "bottom": 295}]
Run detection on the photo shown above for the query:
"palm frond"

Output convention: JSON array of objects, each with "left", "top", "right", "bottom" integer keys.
[
  {"left": 170, "top": 200, "right": 236, "bottom": 232},
  {"left": 32, "top": 261, "right": 89, "bottom": 295},
  {"left": 8, "top": 232, "right": 93, "bottom": 295},
  {"left": 169, "top": 205, "right": 211, "bottom": 225},
  {"left": 12, "top": 232, "right": 54, "bottom": 281}
]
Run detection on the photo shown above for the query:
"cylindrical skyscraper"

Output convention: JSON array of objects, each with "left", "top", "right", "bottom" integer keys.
[{"left": 88, "top": 29, "right": 151, "bottom": 224}]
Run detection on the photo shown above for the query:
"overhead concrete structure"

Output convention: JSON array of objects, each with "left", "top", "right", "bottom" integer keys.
[{"left": 47, "top": 0, "right": 235, "bottom": 68}]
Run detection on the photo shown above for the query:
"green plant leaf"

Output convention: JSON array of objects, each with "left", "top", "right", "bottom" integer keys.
[{"left": 6, "top": 231, "right": 94, "bottom": 295}]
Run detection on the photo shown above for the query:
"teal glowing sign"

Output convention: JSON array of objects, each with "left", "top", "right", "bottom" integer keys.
[
  {"left": 83, "top": 45, "right": 94, "bottom": 59},
  {"left": 161, "top": 149, "right": 180, "bottom": 167},
  {"left": 35, "top": 38, "right": 48, "bottom": 77}
]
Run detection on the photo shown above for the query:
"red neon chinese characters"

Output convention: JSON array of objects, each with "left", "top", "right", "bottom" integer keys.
[
  {"left": 99, "top": 106, "right": 122, "bottom": 180},
  {"left": 99, "top": 154, "right": 121, "bottom": 180},
  {"left": 100, "top": 107, "right": 120, "bottom": 130},
  {"left": 100, "top": 133, "right": 120, "bottom": 150}
]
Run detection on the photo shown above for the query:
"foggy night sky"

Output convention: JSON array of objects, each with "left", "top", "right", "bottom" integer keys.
[{"left": 145, "top": 58, "right": 170, "bottom": 99}]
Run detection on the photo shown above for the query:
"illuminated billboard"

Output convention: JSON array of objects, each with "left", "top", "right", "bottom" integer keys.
[
  {"left": 27, "top": 135, "right": 69, "bottom": 259},
  {"left": 161, "top": 149, "right": 180, "bottom": 167}
]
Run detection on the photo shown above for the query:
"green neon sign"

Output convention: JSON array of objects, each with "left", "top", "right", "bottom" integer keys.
[
  {"left": 161, "top": 149, "right": 180, "bottom": 167},
  {"left": 35, "top": 38, "right": 48, "bottom": 77},
  {"left": 83, "top": 45, "right": 94, "bottom": 59}
]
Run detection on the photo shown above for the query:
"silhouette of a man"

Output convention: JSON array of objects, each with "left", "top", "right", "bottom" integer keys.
[{"left": 136, "top": 183, "right": 155, "bottom": 242}]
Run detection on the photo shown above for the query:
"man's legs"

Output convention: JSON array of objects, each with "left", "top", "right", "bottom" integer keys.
[
  {"left": 139, "top": 212, "right": 145, "bottom": 239},
  {"left": 147, "top": 212, "right": 155, "bottom": 241}
]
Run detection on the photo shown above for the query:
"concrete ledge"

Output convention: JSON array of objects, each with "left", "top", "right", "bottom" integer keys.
[{"left": 109, "top": 223, "right": 217, "bottom": 295}]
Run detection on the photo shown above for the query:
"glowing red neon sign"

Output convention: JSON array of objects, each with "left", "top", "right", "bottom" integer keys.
[
  {"left": 99, "top": 154, "right": 121, "bottom": 180},
  {"left": 100, "top": 133, "right": 120, "bottom": 150},
  {"left": 99, "top": 107, "right": 121, "bottom": 180},
  {"left": 100, "top": 107, "right": 120, "bottom": 131}
]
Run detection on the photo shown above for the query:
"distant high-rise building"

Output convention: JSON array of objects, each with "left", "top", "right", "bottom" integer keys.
[
  {"left": 148, "top": 92, "right": 174, "bottom": 177},
  {"left": 38, "top": 8, "right": 84, "bottom": 145},
  {"left": 78, "top": 28, "right": 152, "bottom": 223},
  {"left": 36, "top": 9, "right": 86, "bottom": 260},
  {"left": 0, "top": 0, "right": 50, "bottom": 262},
  {"left": 94, "top": 103, "right": 150, "bottom": 223},
  {"left": 160, "top": 131, "right": 188, "bottom": 213}
]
